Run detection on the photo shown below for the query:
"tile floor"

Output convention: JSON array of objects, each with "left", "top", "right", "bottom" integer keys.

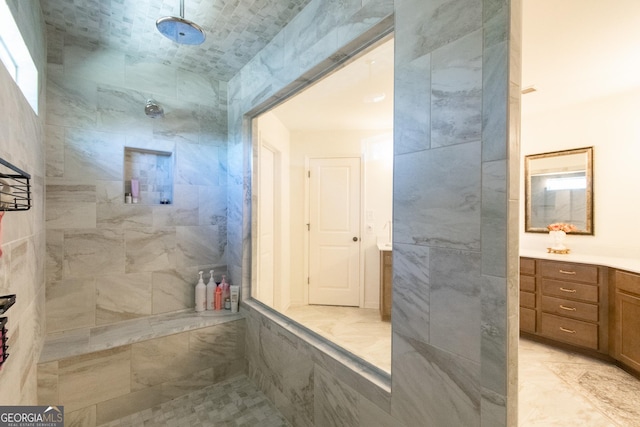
[
  {"left": 103, "top": 305, "right": 640, "bottom": 426},
  {"left": 98, "top": 375, "right": 291, "bottom": 427}
]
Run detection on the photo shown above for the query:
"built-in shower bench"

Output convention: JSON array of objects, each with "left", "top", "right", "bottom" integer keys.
[{"left": 37, "top": 309, "right": 246, "bottom": 427}]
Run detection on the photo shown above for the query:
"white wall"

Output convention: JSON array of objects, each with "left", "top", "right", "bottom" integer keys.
[
  {"left": 289, "top": 130, "right": 393, "bottom": 308},
  {"left": 255, "top": 112, "right": 291, "bottom": 311},
  {"left": 520, "top": 88, "right": 640, "bottom": 257}
]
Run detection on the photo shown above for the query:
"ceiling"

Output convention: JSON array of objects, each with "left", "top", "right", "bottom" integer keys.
[
  {"left": 38, "top": 0, "right": 640, "bottom": 128},
  {"left": 39, "top": 0, "right": 312, "bottom": 81},
  {"left": 271, "top": 38, "right": 394, "bottom": 131}
]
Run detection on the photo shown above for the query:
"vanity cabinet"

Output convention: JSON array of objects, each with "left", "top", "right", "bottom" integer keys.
[
  {"left": 519, "top": 258, "right": 537, "bottom": 333},
  {"left": 379, "top": 249, "right": 392, "bottom": 321},
  {"left": 520, "top": 257, "right": 608, "bottom": 354},
  {"left": 612, "top": 270, "right": 640, "bottom": 373}
]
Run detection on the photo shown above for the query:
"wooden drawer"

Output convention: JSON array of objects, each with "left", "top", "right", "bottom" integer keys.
[
  {"left": 539, "top": 260, "right": 599, "bottom": 284},
  {"left": 520, "top": 257, "right": 536, "bottom": 275},
  {"left": 520, "top": 275, "right": 536, "bottom": 293},
  {"left": 520, "top": 291, "right": 536, "bottom": 309},
  {"left": 520, "top": 307, "right": 536, "bottom": 333},
  {"left": 540, "top": 313, "right": 598, "bottom": 350},
  {"left": 615, "top": 270, "right": 640, "bottom": 296},
  {"left": 541, "top": 279, "right": 599, "bottom": 303},
  {"left": 541, "top": 295, "right": 598, "bottom": 322}
]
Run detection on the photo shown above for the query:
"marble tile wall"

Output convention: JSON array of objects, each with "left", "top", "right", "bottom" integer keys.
[
  {"left": 228, "top": 0, "right": 520, "bottom": 426},
  {"left": 0, "top": 0, "right": 47, "bottom": 405},
  {"left": 44, "top": 38, "right": 229, "bottom": 334},
  {"left": 37, "top": 319, "right": 246, "bottom": 427}
]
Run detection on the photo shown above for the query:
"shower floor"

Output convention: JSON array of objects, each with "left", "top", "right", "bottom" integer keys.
[{"left": 98, "top": 375, "right": 290, "bottom": 427}]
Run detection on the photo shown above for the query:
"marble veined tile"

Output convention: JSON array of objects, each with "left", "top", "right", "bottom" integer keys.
[
  {"left": 89, "top": 317, "right": 154, "bottom": 350},
  {"left": 130, "top": 333, "right": 196, "bottom": 391},
  {"left": 395, "top": 0, "right": 482, "bottom": 63},
  {"left": 431, "top": 29, "right": 483, "bottom": 148},
  {"left": 96, "top": 272, "right": 152, "bottom": 325},
  {"left": 176, "top": 226, "right": 224, "bottom": 268},
  {"left": 96, "top": 85, "right": 153, "bottom": 138},
  {"left": 391, "top": 333, "right": 480, "bottom": 427},
  {"left": 430, "top": 247, "right": 482, "bottom": 362},
  {"left": 392, "top": 243, "right": 430, "bottom": 346},
  {"left": 198, "top": 185, "right": 227, "bottom": 226},
  {"left": 46, "top": 68, "right": 97, "bottom": 129},
  {"left": 394, "top": 53, "right": 431, "bottom": 155},
  {"left": 64, "top": 229, "right": 125, "bottom": 278},
  {"left": 125, "top": 228, "right": 176, "bottom": 273},
  {"left": 65, "top": 45, "right": 125, "bottom": 87},
  {"left": 394, "top": 141, "right": 481, "bottom": 250},
  {"left": 45, "top": 125, "right": 64, "bottom": 177},
  {"left": 175, "top": 142, "right": 220, "bottom": 186},
  {"left": 314, "top": 364, "right": 360, "bottom": 427},
  {"left": 45, "top": 230, "right": 64, "bottom": 283},
  {"left": 64, "top": 128, "right": 125, "bottom": 181},
  {"left": 152, "top": 184, "right": 198, "bottom": 227},
  {"left": 177, "top": 68, "right": 220, "bottom": 106},
  {"left": 58, "top": 346, "right": 131, "bottom": 412},
  {"left": 45, "top": 278, "right": 96, "bottom": 333},
  {"left": 96, "top": 181, "right": 153, "bottom": 229}
]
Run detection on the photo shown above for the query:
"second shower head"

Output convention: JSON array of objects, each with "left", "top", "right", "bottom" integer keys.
[{"left": 145, "top": 99, "right": 164, "bottom": 119}]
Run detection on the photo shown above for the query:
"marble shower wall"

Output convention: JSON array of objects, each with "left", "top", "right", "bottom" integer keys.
[
  {"left": 44, "top": 38, "right": 229, "bottom": 334},
  {"left": 0, "top": 0, "right": 47, "bottom": 404},
  {"left": 229, "top": 0, "right": 520, "bottom": 425}
]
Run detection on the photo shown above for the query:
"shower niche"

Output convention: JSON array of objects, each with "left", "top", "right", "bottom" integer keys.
[{"left": 124, "top": 147, "right": 174, "bottom": 205}]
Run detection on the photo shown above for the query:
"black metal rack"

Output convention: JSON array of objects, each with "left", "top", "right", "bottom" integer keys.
[{"left": 0, "top": 157, "right": 31, "bottom": 212}]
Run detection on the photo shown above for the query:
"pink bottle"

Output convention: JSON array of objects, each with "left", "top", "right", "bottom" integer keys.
[{"left": 214, "top": 284, "right": 223, "bottom": 310}]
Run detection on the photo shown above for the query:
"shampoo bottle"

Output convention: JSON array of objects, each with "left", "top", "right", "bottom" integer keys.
[
  {"left": 195, "top": 271, "right": 206, "bottom": 312},
  {"left": 221, "top": 275, "right": 230, "bottom": 304},
  {"left": 214, "top": 283, "right": 223, "bottom": 310},
  {"left": 206, "top": 269, "right": 215, "bottom": 310}
]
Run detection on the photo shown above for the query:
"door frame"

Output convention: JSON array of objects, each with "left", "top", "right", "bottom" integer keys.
[{"left": 303, "top": 155, "right": 366, "bottom": 308}]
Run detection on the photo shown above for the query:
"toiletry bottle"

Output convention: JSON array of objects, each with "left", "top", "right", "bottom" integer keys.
[
  {"left": 221, "top": 275, "right": 230, "bottom": 304},
  {"left": 195, "top": 271, "right": 206, "bottom": 312},
  {"left": 214, "top": 283, "right": 223, "bottom": 310},
  {"left": 206, "top": 269, "right": 215, "bottom": 310}
]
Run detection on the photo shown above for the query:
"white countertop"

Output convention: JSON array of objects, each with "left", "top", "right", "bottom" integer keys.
[
  {"left": 377, "top": 242, "right": 392, "bottom": 251},
  {"left": 520, "top": 249, "right": 640, "bottom": 274}
]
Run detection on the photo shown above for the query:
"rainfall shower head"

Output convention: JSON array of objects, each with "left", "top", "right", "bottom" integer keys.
[
  {"left": 144, "top": 99, "right": 164, "bottom": 119},
  {"left": 156, "top": 0, "right": 206, "bottom": 45}
]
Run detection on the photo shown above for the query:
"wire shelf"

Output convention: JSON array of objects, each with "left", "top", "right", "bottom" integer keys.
[{"left": 0, "top": 158, "right": 31, "bottom": 212}]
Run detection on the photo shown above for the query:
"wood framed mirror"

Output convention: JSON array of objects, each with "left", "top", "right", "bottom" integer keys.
[{"left": 525, "top": 147, "right": 594, "bottom": 235}]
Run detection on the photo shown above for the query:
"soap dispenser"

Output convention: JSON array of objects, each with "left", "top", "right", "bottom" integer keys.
[
  {"left": 195, "top": 271, "right": 206, "bottom": 312},
  {"left": 206, "top": 270, "right": 215, "bottom": 310}
]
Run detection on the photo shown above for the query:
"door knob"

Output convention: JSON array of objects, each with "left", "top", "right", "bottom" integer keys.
[{"left": 353, "top": 237, "right": 358, "bottom": 242}]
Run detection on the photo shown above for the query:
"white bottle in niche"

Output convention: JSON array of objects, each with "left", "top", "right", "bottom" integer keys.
[
  {"left": 195, "top": 271, "right": 206, "bottom": 312},
  {"left": 206, "top": 269, "right": 216, "bottom": 310}
]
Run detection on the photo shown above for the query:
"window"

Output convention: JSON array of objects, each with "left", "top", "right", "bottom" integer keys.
[{"left": 0, "top": 0, "right": 39, "bottom": 114}]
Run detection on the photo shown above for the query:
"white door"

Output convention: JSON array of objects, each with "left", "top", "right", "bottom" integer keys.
[
  {"left": 308, "top": 157, "right": 361, "bottom": 306},
  {"left": 257, "top": 143, "right": 276, "bottom": 306}
]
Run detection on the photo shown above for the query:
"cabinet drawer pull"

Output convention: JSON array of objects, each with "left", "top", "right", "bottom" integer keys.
[
  {"left": 559, "top": 269, "right": 576, "bottom": 275},
  {"left": 559, "top": 287, "right": 577, "bottom": 293},
  {"left": 559, "top": 305, "right": 577, "bottom": 311},
  {"left": 559, "top": 327, "right": 576, "bottom": 334}
]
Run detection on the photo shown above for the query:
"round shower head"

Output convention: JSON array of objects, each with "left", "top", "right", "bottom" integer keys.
[
  {"left": 156, "top": 0, "right": 205, "bottom": 45},
  {"left": 145, "top": 99, "right": 164, "bottom": 119},
  {"left": 156, "top": 16, "right": 206, "bottom": 45}
]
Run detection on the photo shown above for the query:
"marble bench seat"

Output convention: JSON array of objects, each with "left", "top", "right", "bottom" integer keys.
[
  {"left": 40, "top": 309, "right": 244, "bottom": 363},
  {"left": 37, "top": 309, "right": 246, "bottom": 427}
]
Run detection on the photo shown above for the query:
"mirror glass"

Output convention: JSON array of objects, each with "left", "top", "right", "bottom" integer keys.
[
  {"left": 525, "top": 147, "right": 593, "bottom": 234},
  {"left": 250, "top": 37, "right": 394, "bottom": 373}
]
